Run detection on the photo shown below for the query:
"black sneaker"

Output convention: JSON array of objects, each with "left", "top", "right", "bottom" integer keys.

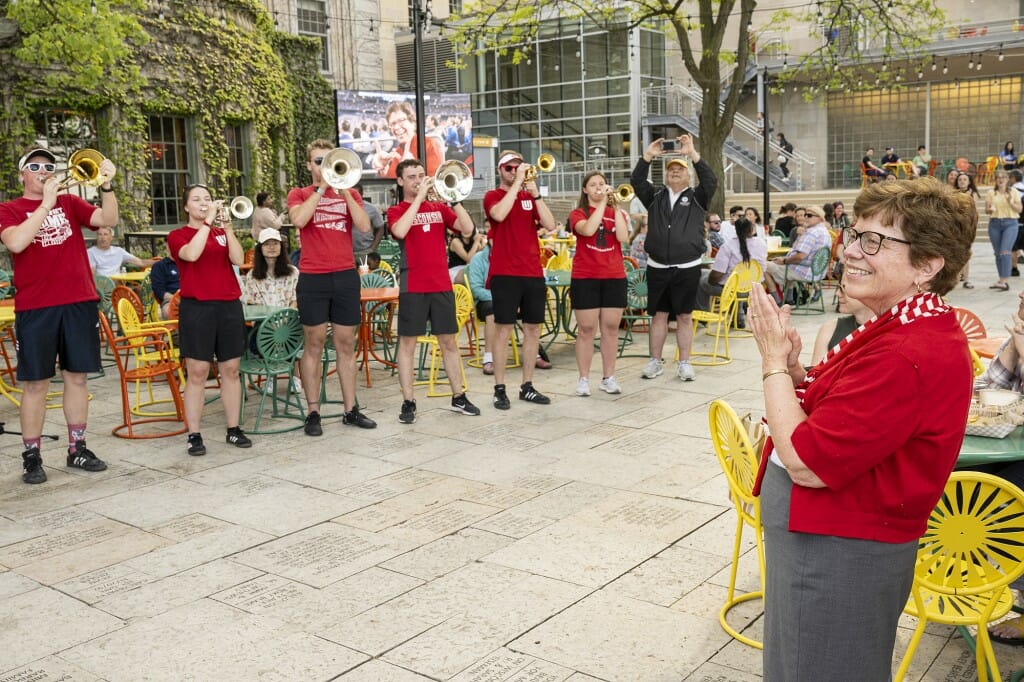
[
  {"left": 22, "top": 447, "right": 46, "bottom": 484},
  {"left": 343, "top": 407, "right": 377, "bottom": 429},
  {"left": 451, "top": 393, "right": 480, "bottom": 416},
  {"left": 66, "top": 441, "right": 107, "bottom": 472},
  {"left": 187, "top": 433, "right": 207, "bottom": 456},
  {"left": 399, "top": 399, "right": 417, "bottom": 424},
  {"left": 226, "top": 427, "right": 253, "bottom": 448},
  {"left": 493, "top": 384, "right": 510, "bottom": 411},
  {"left": 304, "top": 411, "right": 323, "bottom": 437},
  {"left": 519, "top": 382, "right": 551, "bottom": 405}
]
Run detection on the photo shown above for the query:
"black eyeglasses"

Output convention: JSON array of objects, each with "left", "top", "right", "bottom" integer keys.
[
  {"left": 842, "top": 226, "right": 912, "bottom": 255},
  {"left": 313, "top": 157, "right": 324, "bottom": 166}
]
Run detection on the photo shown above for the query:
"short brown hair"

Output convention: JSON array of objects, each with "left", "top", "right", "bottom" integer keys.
[
  {"left": 853, "top": 177, "right": 976, "bottom": 295},
  {"left": 306, "top": 139, "right": 334, "bottom": 159}
]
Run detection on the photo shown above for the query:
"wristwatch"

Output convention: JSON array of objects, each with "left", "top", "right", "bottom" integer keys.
[
  {"left": 315, "top": 186, "right": 325, "bottom": 195},
  {"left": 99, "top": 185, "right": 114, "bottom": 193}
]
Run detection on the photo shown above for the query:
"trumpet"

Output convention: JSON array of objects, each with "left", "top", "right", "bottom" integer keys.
[
  {"left": 320, "top": 147, "right": 362, "bottom": 190},
  {"left": 215, "top": 196, "right": 254, "bottom": 224},
  {"left": 611, "top": 183, "right": 635, "bottom": 204},
  {"left": 523, "top": 153, "right": 555, "bottom": 182},
  {"left": 427, "top": 160, "right": 473, "bottom": 203},
  {"left": 57, "top": 149, "right": 108, "bottom": 191}
]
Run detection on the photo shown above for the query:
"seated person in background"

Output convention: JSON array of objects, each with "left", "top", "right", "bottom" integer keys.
[
  {"left": 448, "top": 229, "right": 486, "bottom": 283},
  {"left": 150, "top": 255, "right": 180, "bottom": 320},
  {"left": 810, "top": 277, "right": 873, "bottom": 364},
  {"left": 706, "top": 213, "right": 724, "bottom": 252},
  {"left": 88, "top": 226, "right": 150, "bottom": 276},
  {"left": 973, "top": 290, "right": 1024, "bottom": 646},
  {"left": 912, "top": 145, "right": 931, "bottom": 177},
  {"left": 352, "top": 183, "right": 385, "bottom": 262},
  {"left": 773, "top": 203, "right": 797, "bottom": 241},
  {"left": 628, "top": 215, "right": 648, "bottom": 268},
  {"left": 880, "top": 146, "right": 899, "bottom": 166},
  {"left": 1000, "top": 141, "right": 1019, "bottom": 171},
  {"left": 763, "top": 204, "right": 831, "bottom": 303},
  {"left": 366, "top": 251, "right": 382, "bottom": 272},
  {"left": 861, "top": 147, "right": 886, "bottom": 181},
  {"left": 242, "top": 228, "right": 298, "bottom": 308},
  {"left": 695, "top": 216, "right": 767, "bottom": 312}
]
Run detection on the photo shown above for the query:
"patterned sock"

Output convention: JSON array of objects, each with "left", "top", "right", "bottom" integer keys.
[
  {"left": 22, "top": 437, "right": 41, "bottom": 452},
  {"left": 68, "top": 423, "right": 86, "bottom": 452}
]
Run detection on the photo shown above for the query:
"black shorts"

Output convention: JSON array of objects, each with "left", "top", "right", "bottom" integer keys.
[
  {"left": 475, "top": 299, "right": 494, "bottom": 321},
  {"left": 296, "top": 270, "right": 361, "bottom": 327},
  {"left": 491, "top": 275, "right": 546, "bottom": 325},
  {"left": 398, "top": 291, "right": 458, "bottom": 336},
  {"left": 570, "top": 277, "right": 627, "bottom": 310},
  {"left": 647, "top": 265, "right": 701, "bottom": 317},
  {"left": 15, "top": 301, "right": 101, "bottom": 381},
  {"left": 178, "top": 298, "right": 247, "bottom": 362}
]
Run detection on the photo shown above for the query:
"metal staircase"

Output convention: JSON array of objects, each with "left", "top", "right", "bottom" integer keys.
[{"left": 641, "top": 84, "right": 816, "bottom": 191}]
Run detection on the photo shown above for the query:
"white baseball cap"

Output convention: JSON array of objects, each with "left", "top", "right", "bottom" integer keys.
[{"left": 257, "top": 228, "right": 283, "bottom": 244}]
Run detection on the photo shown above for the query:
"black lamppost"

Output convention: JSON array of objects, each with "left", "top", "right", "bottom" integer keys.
[
  {"left": 760, "top": 68, "right": 770, "bottom": 227},
  {"left": 409, "top": 0, "right": 430, "bottom": 166}
]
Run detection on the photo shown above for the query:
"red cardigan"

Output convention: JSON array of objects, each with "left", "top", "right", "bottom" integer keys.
[{"left": 755, "top": 312, "right": 972, "bottom": 543}]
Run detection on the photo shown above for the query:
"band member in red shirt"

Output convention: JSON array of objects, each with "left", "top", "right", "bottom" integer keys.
[
  {"left": 288, "top": 138, "right": 376, "bottom": 435},
  {"left": 0, "top": 147, "right": 118, "bottom": 484},
  {"left": 387, "top": 159, "right": 480, "bottom": 423},
  {"left": 567, "top": 172, "right": 630, "bottom": 397},
  {"left": 169, "top": 183, "right": 252, "bottom": 457},
  {"left": 483, "top": 150, "right": 557, "bottom": 410}
]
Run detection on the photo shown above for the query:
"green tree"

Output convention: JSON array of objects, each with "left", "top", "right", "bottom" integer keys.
[{"left": 449, "top": 0, "right": 947, "bottom": 213}]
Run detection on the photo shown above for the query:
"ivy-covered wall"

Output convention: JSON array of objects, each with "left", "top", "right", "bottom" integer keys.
[{"left": 0, "top": 0, "right": 335, "bottom": 230}]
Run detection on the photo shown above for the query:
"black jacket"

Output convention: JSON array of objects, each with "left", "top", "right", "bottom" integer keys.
[{"left": 630, "top": 157, "right": 717, "bottom": 266}]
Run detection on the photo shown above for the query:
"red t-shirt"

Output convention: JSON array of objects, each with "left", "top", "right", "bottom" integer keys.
[
  {"left": 386, "top": 200, "right": 458, "bottom": 294},
  {"left": 0, "top": 194, "right": 98, "bottom": 311},
  {"left": 286, "top": 186, "right": 364, "bottom": 274},
  {"left": 483, "top": 188, "right": 542, "bottom": 280},
  {"left": 168, "top": 226, "right": 242, "bottom": 301},
  {"left": 568, "top": 206, "right": 625, "bottom": 280}
]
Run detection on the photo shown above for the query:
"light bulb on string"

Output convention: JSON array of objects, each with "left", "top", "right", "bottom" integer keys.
[
  {"left": 976, "top": 55, "right": 982, "bottom": 71},
  {"left": 968, "top": 53, "right": 973, "bottom": 69},
  {"left": 91, "top": 0, "right": 97, "bottom": 14},
  {"left": 942, "top": 58, "right": 948, "bottom": 74},
  {"left": 931, "top": 56, "right": 937, "bottom": 71},
  {"left": 999, "top": 44, "right": 1004, "bottom": 61}
]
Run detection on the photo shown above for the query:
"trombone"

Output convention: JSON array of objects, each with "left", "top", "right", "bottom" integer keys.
[
  {"left": 320, "top": 148, "right": 362, "bottom": 190},
  {"left": 523, "top": 153, "right": 555, "bottom": 182},
  {"left": 427, "top": 160, "right": 473, "bottom": 203},
  {"left": 57, "top": 149, "right": 108, "bottom": 191}
]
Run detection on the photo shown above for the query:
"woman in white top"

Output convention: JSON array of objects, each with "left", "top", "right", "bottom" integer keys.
[
  {"left": 985, "top": 169, "right": 1024, "bottom": 291},
  {"left": 242, "top": 228, "right": 298, "bottom": 308},
  {"left": 695, "top": 216, "right": 768, "bottom": 311}
]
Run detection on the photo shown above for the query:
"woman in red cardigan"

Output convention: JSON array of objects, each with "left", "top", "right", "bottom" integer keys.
[{"left": 748, "top": 178, "right": 976, "bottom": 681}]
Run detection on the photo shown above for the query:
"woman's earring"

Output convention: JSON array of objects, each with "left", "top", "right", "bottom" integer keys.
[{"left": 915, "top": 281, "right": 923, "bottom": 293}]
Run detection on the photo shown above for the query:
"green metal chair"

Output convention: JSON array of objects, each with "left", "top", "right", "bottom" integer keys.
[
  {"left": 239, "top": 308, "right": 305, "bottom": 433},
  {"left": 618, "top": 268, "right": 650, "bottom": 357},
  {"left": 781, "top": 247, "right": 830, "bottom": 315},
  {"left": 376, "top": 239, "right": 401, "bottom": 271}
]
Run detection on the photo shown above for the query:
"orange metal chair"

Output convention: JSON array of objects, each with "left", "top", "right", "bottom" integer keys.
[
  {"left": 955, "top": 307, "right": 1006, "bottom": 359},
  {"left": 977, "top": 156, "right": 999, "bottom": 185},
  {"left": 99, "top": 312, "right": 186, "bottom": 439},
  {"left": 111, "top": 285, "right": 144, "bottom": 326}
]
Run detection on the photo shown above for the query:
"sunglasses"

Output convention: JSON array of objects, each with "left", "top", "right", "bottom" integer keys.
[
  {"left": 502, "top": 164, "right": 521, "bottom": 172},
  {"left": 709, "top": 220, "right": 721, "bottom": 224},
  {"left": 24, "top": 162, "right": 56, "bottom": 173},
  {"left": 313, "top": 157, "right": 324, "bottom": 166}
]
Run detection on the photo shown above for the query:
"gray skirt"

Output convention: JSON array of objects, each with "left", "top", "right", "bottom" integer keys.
[{"left": 760, "top": 463, "right": 918, "bottom": 682}]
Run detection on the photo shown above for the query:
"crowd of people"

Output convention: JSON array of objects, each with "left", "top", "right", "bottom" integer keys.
[{"left": 9, "top": 129, "right": 1024, "bottom": 678}]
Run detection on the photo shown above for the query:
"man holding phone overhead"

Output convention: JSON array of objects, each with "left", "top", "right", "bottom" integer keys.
[{"left": 630, "top": 134, "right": 717, "bottom": 382}]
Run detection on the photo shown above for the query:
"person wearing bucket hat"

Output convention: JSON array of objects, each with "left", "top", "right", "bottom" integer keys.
[
  {"left": 0, "top": 145, "right": 119, "bottom": 485},
  {"left": 483, "top": 148, "right": 558, "bottom": 410},
  {"left": 629, "top": 133, "right": 717, "bottom": 382},
  {"left": 242, "top": 227, "right": 299, "bottom": 308}
]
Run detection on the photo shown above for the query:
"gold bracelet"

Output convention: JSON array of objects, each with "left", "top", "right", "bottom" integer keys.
[{"left": 762, "top": 368, "right": 790, "bottom": 381}]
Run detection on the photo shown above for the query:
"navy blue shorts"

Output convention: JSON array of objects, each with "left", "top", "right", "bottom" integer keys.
[{"left": 15, "top": 301, "right": 101, "bottom": 381}]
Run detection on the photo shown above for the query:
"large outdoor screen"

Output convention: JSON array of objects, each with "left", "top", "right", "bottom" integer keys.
[{"left": 336, "top": 90, "right": 474, "bottom": 180}]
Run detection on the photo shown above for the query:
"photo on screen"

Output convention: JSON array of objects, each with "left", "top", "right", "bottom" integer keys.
[{"left": 336, "top": 90, "right": 474, "bottom": 180}]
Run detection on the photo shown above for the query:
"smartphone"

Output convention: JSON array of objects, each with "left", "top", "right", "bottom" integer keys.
[{"left": 661, "top": 140, "right": 677, "bottom": 152}]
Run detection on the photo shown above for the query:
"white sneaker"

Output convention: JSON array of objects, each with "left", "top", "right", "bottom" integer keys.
[
  {"left": 600, "top": 376, "right": 622, "bottom": 394},
  {"left": 642, "top": 358, "right": 664, "bottom": 379},
  {"left": 576, "top": 377, "right": 591, "bottom": 396},
  {"left": 291, "top": 376, "right": 303, "bottom": 395},
  {"left": 677, "top": 361, "right": 696, "bottom": 382}
]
